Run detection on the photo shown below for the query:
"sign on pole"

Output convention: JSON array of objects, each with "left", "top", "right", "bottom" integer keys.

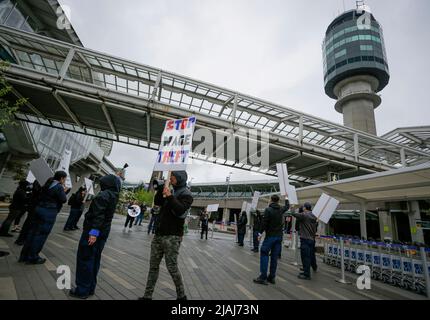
[
  {"left": 127, "top": 205, "right": 141, "bottom": 217},
  {"left": 206, "top": 204, "right": 219, "bottom": 212},
  {"left": 29, "top": 157, "right": 53, "bottom": 186},
  {"left": 251, "top": 191, "right": 261, "bottom": 210},
  {"left": 153, "top": 116, "right": 196, "bottom": 171},
  {"left": 313, "top": 193, "right": 340, "bottom": 224},
  {"left": 276, "top": 163, "right": 289, "bottom": 197},
  {"left": 84, "top": 178, "right": 95, "bottom": 196},
  {"left": 285, "top": 185, "right": 299, "bottom": 205},
  {"left": 57, "top": 149, "right": 72, "bottom": 188}
]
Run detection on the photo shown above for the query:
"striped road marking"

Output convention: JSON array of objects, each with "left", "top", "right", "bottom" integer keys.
[
  {"left": 228, "top": 257, "right": 252, "bottom": 272},
  {"left": 297, "top": 285, "right": 329, "bottom": 300},
  {"left": 102, "top": 268, "right": 136, "bottom": 290},
  {"left": 39, "top": 253, "right": 56, "bottom": 271},
  {"left": 47, "top": 240, "right": 64, "bottom": 248},
  {"left": 188, "top": 258, "right": 198, "bottom": 269},
  {"left": 235, "top": 284, "right": 257, "bottom": 300},
  {"left": 105, "top": 245, "right": 127, "bottom": 255},
  {"left": 203, "top": 251, "right": 213, "bottom": 258},
  {"left": 0, "top": 238, "right": 9, "bottom": 249},
  {"left": 102, "top": 254, "right": 118, "bottom": 263},
  {"left": 322, "top": 288, "right": 348, "bottom": 300},
  {"left": 54, "top": 233, "right": 78, "bottom": 244},
  {"left": 0, "top": 277, "right": 18, "bottom": 300},
  {"left": 161, "top": 281, "right": 175, "bottom": 290}
]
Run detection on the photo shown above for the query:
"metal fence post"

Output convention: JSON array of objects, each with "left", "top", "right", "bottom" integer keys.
[
  {"left": 420, "top": 247, "right": 430, "bottom": 298},
  {"left": 336, "top": 238, "right": 351, "bottom": 284}
]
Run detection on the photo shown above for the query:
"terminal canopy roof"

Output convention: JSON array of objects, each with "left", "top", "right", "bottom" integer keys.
[{"left": 297, "top": 163, "right": 430, "bottom": 204}]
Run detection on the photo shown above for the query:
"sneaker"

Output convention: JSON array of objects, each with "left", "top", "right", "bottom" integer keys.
[
  {"left": 176, "top": 295, "right": 188, "bottom": 300},
  {"left": 14, "top": 240, "right": 24, "bottom": 246},
  {"left": 72, "top": 226, "right": 80, "bottom": 230},
  {"left": 298, "top": 274, "right": 311, "bottom": 280},
  {"left": 69, "top": 288, "right": 89, "bottom": 299},
  {"left": 138, "top": 296, "right": 152, "bottom": 300},
  {"left": 253, "top": 277, "right": 268, "bottom": 285},
  {"left": 63, "top": 228, "right": 72, "bottom": 231}
]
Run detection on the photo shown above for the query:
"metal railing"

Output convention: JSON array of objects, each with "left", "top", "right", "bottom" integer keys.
[{"left": 322, "top": 236, "right": 430, "bottom": 297}]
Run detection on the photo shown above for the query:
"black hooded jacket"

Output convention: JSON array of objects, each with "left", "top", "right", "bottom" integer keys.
[
  {"left": 261, "top": 200, "right": 290, "bottom": 237},
  {"left": 83, "top": 174, "right": 120, "bottom": 238},
  {"left": 154, "top": 171, "right": 193, "bottom": 237},
  {"left": 237, "top": 212, "right": 248, "bottom": 234}
]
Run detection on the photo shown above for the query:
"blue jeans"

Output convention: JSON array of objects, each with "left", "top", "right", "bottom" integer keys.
[
  {"left": 148, "top": 215, "right": 158, "bottom": 234},
  {"left": 134, "top": 213, "right": 143, "bottom": 225},
  {"left": 21, "top": 206, "right": 57, "bottom": 262},
  {"left": 74, "top": 230, "right": 107, "bottom": 296},
  {"left": 252, "top": 230, "right": 260, "bottom": 250},
  {"left": 300, "top": 238, "right": 317, "bottom": 277},
  {"left": 259, "top": 236, "right": 282, "bottom": 280}
]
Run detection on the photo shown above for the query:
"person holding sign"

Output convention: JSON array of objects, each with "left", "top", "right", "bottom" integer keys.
[
  {"left": 64, "top": 187, "right": 86, "bottom": 231},
  {"left": 237, "top": 211, "right": 248, "bottom": 247},
  {"left": 124, "top": 201, "right": 138, "bottom": 232},
  {"left": 200, "top": 210, "right": 209, "bottom": 240},
  {"left": 253, "top": 195, "right": 289, "bottom": 285},
  {"left": 69, "top": 174, "right": 121, "bottom": 299},
  {"left": 19, "top": 171, "right": 69, "bottom": 264},
  {"left": 140, "top": 171, "right": 193, "bottom": 301},
  {"left": 287, "top": 202, "right": 318, "bottom": 280}
]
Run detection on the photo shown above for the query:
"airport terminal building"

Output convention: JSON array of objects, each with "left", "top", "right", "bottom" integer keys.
[{"left": 0, "top": 0, "right": 117, "bottom": 195}]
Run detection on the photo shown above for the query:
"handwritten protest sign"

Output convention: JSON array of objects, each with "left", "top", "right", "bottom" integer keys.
[{"left": 153, "top": 116, "right": 196, "bottom": 171}]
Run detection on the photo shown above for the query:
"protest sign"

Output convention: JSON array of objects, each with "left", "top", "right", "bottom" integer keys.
[
  {"left": 57, "top": 149, "right": 72, "bottom": 188},
  {"left": 276, "top": 163, "right": 289, "bottom": 197},
  {"left": 84, "top": 178, "right": 95, "bottom": 196},
  {"left": 29, "top": 157, "right": 53, "bottom": 186},
  {"left": 153, "top": 116, "right": 196, "bottom": 171},
  {"left": 313, "top": 193, "right": 340, "bottom": 224},
  {"left": 206, "top": 204, "right": 219, "bottom": 212},
  {"left": 251, "top": 191, "right": 261, "bottom": 210}
]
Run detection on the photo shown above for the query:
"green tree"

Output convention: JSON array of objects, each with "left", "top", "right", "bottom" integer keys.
[{"left": 0, "top": 61, "right": 27, "bottom": 128}]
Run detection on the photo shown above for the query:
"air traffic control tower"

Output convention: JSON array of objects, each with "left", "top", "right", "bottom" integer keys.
[{"left": 322, "top": 6, "right": 390, "bottom": 135}]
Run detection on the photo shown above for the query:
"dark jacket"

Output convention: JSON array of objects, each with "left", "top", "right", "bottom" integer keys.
[
  {"left": 252, "top": 212, "right": 263, "bottom": 233},
  {"left": 200, "top": 214, "right": 209, "bottom": 229},
  {"left": 83, "top": 174, "right": 120, "bottom": 238},
  {"left": 291, "top": 211, "right": 318, "bottom": 241},
  {"left": 38, "top": 180, "right": 68, "bottom": 212},
  {"left": 237, "top": 212, "right": 248, "bottom": 234},
  {"left": 9, "top": 181, "right": 30, "bottom": 212},
  {"left": 68, "top": 189, "right": 85, "bottom": 210},
  {"left": 261, "top": 201, "right": 289, "bottom": 237},
  {"left": 155, "top": 171, "right": 193, "bottom": 237}
]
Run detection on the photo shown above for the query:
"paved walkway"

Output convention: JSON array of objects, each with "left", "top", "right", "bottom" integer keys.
[{"left": 0, "top": 211, "right": 426, "bottom": 300}]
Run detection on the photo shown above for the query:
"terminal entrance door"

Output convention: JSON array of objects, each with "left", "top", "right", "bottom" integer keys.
[{"left": 392, "top": 212, "right": 412, "bottom": 243}]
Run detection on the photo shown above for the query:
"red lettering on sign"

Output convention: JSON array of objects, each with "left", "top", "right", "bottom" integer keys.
[{"left": 166, "top": 120, "right": 174, "bottom": 130}]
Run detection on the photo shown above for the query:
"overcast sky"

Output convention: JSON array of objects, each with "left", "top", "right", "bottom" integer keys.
[{"left": 59, "top": 0, "right": 430, "bottom": 184}]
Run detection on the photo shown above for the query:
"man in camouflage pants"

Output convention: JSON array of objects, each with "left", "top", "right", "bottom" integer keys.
[{"left": 140, "top": 171, "right": 193, "bottom": 300}]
